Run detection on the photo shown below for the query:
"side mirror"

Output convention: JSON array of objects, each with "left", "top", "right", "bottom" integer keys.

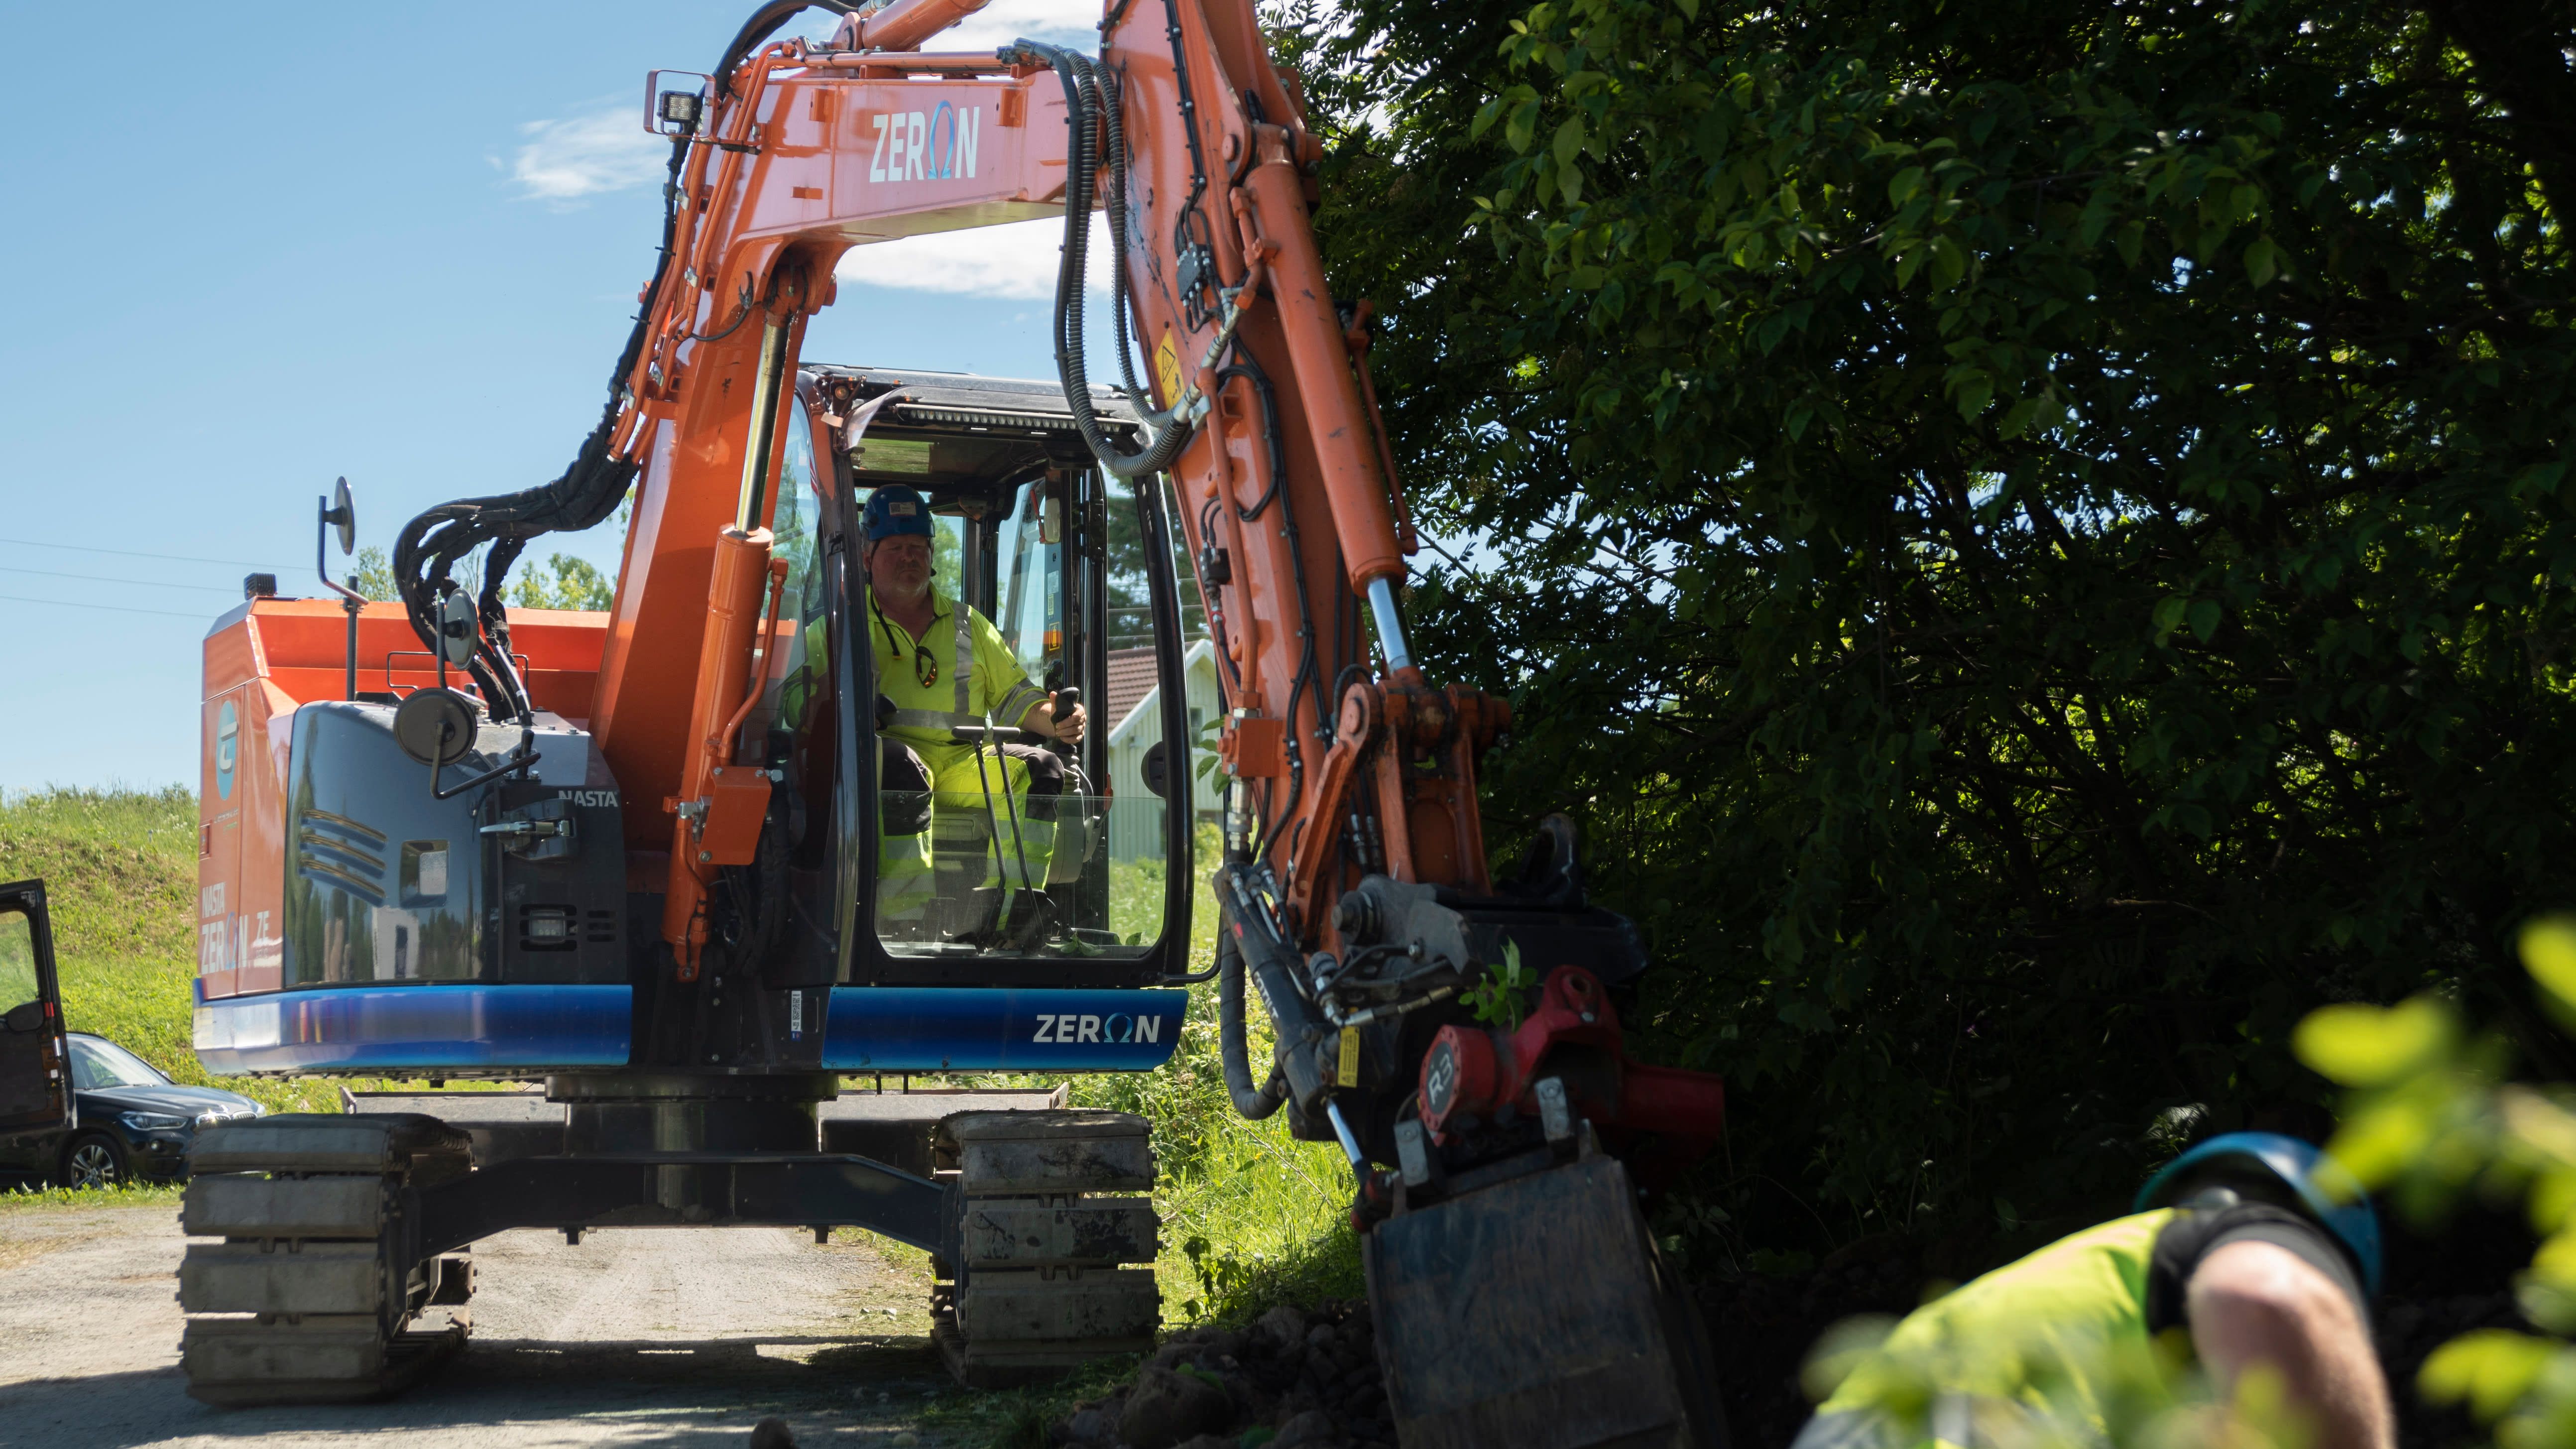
[
  {"left": 438, "top": 590, "right": 478, "bottom": 668},
  {"left": 317, "top": 478, "right": 364, "bottom": 702},
  {"left": 1, "top": 1001, "right": 42, "bottom": 1033},
  {"left": 1142, "top": 739, "right": 1169, "bottom": 799},
  {"left": 326, "top": 477, "right": 356, "bottom": 556},
  {"left": 392, "top": 688, "right": 479, "bottom": 768}
]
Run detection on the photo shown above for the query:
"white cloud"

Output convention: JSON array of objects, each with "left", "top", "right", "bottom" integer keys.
[
  {"left": 923, "top": 0, "right": 1098, "bottom": 54},
  {"left": 836, "top": 213, "right": 1111, "bottom": 299},
  {"left": 506, "top": 102, "right": 668, "bottom": 202},
  {"left": 499, "top": 3, "right": 1098, "bottom": 205}
]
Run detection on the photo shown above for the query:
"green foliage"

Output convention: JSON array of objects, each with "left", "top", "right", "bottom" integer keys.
[
  {"left": 2296, "top": 918, "right": 2576, "bottom": 1449},
  {"left": 1292, "top": 0, "right": 2576, "bottom": 1238},
  {"left": 0, "top": 1179, "right": 184, "bottom": 1212},
  {"left": 505, "top": 552, "right": 614, "bottom": 612},
  {"left": 1069, "top": 825, "right": 1361, "bottom": 1321},
  {"left": 352, "top": 543, "right": 619, "bottom": 612},
  {"left": 1464, "top": 937, "right": 1533, "bottom": 1030},
  {"left": 347, "top": 545, "right": 397, "bottom": 602},
  {"left": 0, "top": 787, "right": 195, "bottom": 968}
]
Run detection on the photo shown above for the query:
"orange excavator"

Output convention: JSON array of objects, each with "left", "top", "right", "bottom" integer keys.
[{"left": 182, "top": 0, "right": 1728, "bottom": 1441}]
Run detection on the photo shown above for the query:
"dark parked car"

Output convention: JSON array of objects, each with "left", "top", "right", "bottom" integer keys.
[{"left": 0, "top": 1032, "right": 263, "bottom": 1188}]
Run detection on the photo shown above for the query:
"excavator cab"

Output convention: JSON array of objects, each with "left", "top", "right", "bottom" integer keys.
[{"left": 747, "top": 364, "right": 1199, "bottom": 981}]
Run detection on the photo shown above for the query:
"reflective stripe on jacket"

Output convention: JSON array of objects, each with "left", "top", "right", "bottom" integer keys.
[{"left": 867, "top": 587, "right": 1049, "bottom": 743}]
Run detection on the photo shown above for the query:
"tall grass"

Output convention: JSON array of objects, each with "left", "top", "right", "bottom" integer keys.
[
  {"left": 1067, "top": 953, "right": 1363, "bottom": 1323},
  {"left": 975, "top": 825, "right": 1363, "bottom": 1318}
]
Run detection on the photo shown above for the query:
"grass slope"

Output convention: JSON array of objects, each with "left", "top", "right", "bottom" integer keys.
[
  {"left": 0, "top": 788, "right": 1357, "bottom": 1322},
  {"left": 1, "top": 787, "right": 418, "bottom": 1115}
]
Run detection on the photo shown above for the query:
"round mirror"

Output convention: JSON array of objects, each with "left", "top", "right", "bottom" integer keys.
[
  {"left": 438, "top": 590, "right": 479, "bottom": 668},
  {"left": 331, "top": 477, "right": 356, "bottom": 556},
  {"left": 392, "top": 688, "right": 478, "bottom": 767}
]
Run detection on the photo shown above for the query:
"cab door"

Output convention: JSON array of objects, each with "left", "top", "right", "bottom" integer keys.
[{"left": 0, "top": 879, "right": 70, "bottom": 1152}]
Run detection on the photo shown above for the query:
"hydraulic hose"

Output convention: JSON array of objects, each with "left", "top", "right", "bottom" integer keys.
[
  {"left": 716, "top": 0, "right": 862, "bottom": 96},
  {"left": 1215, "top": 861, "right": 1330, "bottom": 1114},
  {"left": 1015, "top": 40, "right": 1194, "bottom": 479},
  {"left": 393, "top": 0, "right": 860, "bottom": 705},
  {"left": 1217, "top": 929, "right": 1288, "bottom": 1119}
]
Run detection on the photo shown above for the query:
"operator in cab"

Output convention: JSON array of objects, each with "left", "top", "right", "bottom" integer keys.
[
  {"left": 1794, "top": 1132, "right": 2391, "bottom": 1449},
  {"left": 863, "top": 485, "right": 1086, "bottom": 944}
]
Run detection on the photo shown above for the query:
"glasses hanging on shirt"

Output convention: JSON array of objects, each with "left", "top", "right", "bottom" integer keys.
[{"left": 878, "top": 611, "right": 939, "bottom": 687}]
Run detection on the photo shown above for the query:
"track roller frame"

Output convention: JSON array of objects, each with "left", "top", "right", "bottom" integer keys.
[
  {"left": 932, "top": 1108, "right": 1163, "bottom": 1387},
  {"left": 177, "top": 1113, "right": 475, "bottom": 1406}
]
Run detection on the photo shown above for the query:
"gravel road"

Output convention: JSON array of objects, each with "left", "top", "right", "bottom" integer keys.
[{"left": 0, "top": 1205, "right": 956, "bottom": 1448}]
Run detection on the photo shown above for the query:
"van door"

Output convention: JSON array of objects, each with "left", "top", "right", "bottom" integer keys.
[{"left": 0, "top": 879, "right": 70, "bottom": 1152}]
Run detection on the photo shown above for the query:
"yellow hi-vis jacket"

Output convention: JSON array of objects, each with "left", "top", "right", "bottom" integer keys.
[
  {"left": 865, "top": 585, "right": 1050, "bottom": 747},
  {"left": 1799, "top": 1210, "right": 2190, "bottom": 1449}
]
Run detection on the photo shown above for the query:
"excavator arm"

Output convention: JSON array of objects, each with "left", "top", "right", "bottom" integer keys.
[{"left": 397, "top": 0, "right": 1500, "bottom": 997}]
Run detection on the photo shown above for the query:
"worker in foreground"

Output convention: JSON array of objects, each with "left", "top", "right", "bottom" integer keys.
[
  {"left": 1795, "top": 1132, "right": 2392, "bottom": 1449},
  {"left": 861, "top": 485, "right": 1086, "bottom": 941}
]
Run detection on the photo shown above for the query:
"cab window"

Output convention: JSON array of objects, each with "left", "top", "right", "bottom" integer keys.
[{"left": 0, "top": 912, "right": 33, "bottom": 1017}]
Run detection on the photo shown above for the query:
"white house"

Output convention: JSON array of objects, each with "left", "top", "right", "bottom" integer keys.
[{"left": 1104, "top": 638, "right": 1222, "bottom": 861}]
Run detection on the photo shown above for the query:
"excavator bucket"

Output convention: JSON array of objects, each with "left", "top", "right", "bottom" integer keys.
[{"left": 1363, "top": 1155, "right": 1727, "bottom": 1449}]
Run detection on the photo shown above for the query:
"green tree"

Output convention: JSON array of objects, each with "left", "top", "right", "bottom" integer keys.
[
  {"left": 347, "top": 546, "right": 397, "bottom": 603},
  {"left": 1288, "top": 0, "right": 2576, "bottom": 1242},
  {"left": 343, "top": 545, "right": 612, "bottom": 611},
  {"left": 505, "top": 553, "right": 614, "bottom": 612}
]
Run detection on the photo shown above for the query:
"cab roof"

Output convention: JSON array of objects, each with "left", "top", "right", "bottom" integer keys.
[{"left": 802, "top": 364, "right": 1144, "bottom": 501}]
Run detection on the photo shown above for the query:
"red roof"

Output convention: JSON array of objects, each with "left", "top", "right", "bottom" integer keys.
[{"left": 1104, "top": 647, "right": 1159, "bottom": 729}]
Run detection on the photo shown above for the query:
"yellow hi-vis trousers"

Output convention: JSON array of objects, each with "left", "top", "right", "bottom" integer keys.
[{"left": 876, "top": 735, "right": 1067, "bottom": 929}]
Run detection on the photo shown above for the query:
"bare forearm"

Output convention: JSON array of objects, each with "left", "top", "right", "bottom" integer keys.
[{"left": 2189, "top": 1241, "right": 2392, "bottom": 1449}]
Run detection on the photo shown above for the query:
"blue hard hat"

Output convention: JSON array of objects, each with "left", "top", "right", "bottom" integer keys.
[
  {"left": 864, "top": 485, "right": 934, "bottom": 542},
  {"left": 2135, "top": 1131, "right": 2383, "bottom": 1295}
]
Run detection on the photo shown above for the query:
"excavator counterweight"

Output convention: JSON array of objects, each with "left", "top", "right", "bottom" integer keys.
[{"left": 187, "top": 1, "right": 1730, "bottom": 1439}]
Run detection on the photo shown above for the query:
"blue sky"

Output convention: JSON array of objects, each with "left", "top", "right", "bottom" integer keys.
[{"left": 0, "top": 0, "right": 1115, "bottom": 791}]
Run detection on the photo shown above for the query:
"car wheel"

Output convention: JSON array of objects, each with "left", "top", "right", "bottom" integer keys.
[{"left": 59, "top": 1131, "right": 127, "bottom": 1191}]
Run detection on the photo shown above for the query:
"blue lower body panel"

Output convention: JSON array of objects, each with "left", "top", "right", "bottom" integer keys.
[
  {"left": 188, "top": 983, "right": 1186, "bottom": 1076},
  {"left": 822, "top": 987, "right": 1187, "bottom": 1071},
  {"left": 193, "top": 985, "right": 633, "bottom": 1075}
]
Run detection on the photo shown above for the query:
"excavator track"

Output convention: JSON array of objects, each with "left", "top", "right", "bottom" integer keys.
[
  {"left": 932, "top": 1109, "right": 1162, "bottom": 1387},
  {"left": 178, "top": 1114, "right": 476, "bottom": 1406}
]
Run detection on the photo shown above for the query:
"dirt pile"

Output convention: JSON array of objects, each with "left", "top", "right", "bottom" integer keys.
[{"left": 1047, "top": 1300, "right": 1392, "bottom": 1449}]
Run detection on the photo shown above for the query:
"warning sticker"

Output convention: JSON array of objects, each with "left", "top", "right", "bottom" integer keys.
[{"left": 1154, "top": 330, "right": 1183, "bottom": 408}]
